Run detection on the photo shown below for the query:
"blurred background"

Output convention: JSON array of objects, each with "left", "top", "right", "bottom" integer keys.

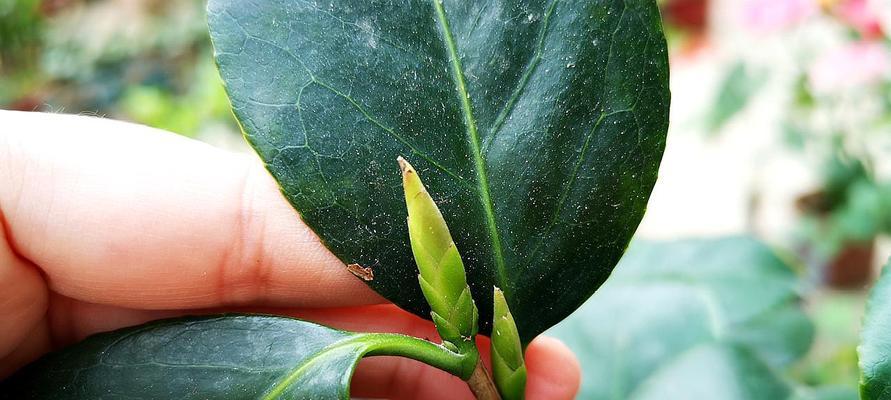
[
  {"left": 0, "top": 0, "right": 242, "bottom": 149},
  {"left": 641, "top": 0, "right": 890, "bottom": 391},
  {"left": 1, "top": 0, "right": 890, "bottom": 395}
]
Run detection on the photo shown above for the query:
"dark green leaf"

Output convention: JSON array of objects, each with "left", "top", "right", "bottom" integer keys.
[
  {"left": 548, "top": 237, "right": 814, "bottom": 399},
  {"left": 208, "top": 0, "right": 670, "bottom": 342},
  {"left": 859, "top": 260, "right": 891, "bottom": 400},
  {"left": 0, "top": 315, "right": 463, "bottom": 400}
]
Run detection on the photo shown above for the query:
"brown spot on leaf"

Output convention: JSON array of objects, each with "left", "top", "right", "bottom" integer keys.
[{"left": 347, "top": 263, "right": 374, "bottom": 281}]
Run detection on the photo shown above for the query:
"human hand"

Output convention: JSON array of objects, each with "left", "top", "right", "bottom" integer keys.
[{"left": 0, "top": 111, "right": 580, "bottom": 399}]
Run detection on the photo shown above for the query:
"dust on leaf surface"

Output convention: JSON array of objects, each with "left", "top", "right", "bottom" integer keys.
[{"left": 208, "top": 0, "right": 670, "bottom": 342}]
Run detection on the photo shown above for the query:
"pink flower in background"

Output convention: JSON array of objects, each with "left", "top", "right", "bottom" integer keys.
[
  {"left": 835, "top": 0, "right": 884, "bottom": 39},
  {"left": 809, "top": 41, "right": 890, "bottom": 92},
  {"left": 870, "top": 0, "right": 891, "bottom": 36},
  {"left": 743, "top": 0, "right": 818, "bottom": 32}
]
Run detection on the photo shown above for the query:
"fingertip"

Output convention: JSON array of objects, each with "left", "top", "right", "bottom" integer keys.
[{"left": 524, "top": 336, "right": 581, "bottom": 400}]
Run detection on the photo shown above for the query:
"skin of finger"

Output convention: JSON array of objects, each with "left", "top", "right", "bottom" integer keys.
[
  {"left": 0, "top": 207, "right": 48, "bottom": 361},
  {"left": 0, "top": 111, "right": 581, "bottom": 397},
  {"left": 352, "top": 356, "right": 475, "bottom": 399},
  {"left": 0, "top": 111, "right": 381, "bottom": 310},
  {"left": 0, "top": 320, "right": 51, "bottom": 378},
  {"left": 524, "top": 336, "right": 581, "bottom": 400}
]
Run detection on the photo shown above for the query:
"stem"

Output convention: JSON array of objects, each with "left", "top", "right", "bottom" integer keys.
[
  {"left": 363, "top": 333, "right": 477, "bottom": 380},
  {"left": 362, "top": 333, "right": 503, "bottom": 399},
  {"left": 467, "top": 362, "right": 502, "bottom": 400}
]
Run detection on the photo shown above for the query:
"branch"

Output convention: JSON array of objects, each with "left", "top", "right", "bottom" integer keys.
[{"left": 467, "top": 362, "right": 502, "bottom": 400}]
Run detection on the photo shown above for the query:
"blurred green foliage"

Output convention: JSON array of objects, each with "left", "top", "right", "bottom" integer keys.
[
  {"left": 704, "top": 62, "right": 766, "bottom": 134},
  {"left": 791, "top": 291, "right": 864, "bottom": 392},
  {"left": 547, "top": 237, "right": 861, "bottom": 399},
  {"left": 0, "top": 0, "right": 238, "bottom": 140},
  {"left": 0, "top": 0, "right": 44, "bottom": 105},
  {"left": 0, "top": 0, "right": 42, "bottom": 67},
  {"left": 697, "top": 0, "right": 891, "bottom": 265},
  {"left": 795, "top": 142, "right": 891, "bottom": 260},
  {"left": 118, "top": 58, "right": 233, "bottom": 137}
]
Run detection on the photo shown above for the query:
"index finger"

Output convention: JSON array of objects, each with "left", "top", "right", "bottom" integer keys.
[{"left": 0, "top": 110, "right": 382, "bottom": 310}]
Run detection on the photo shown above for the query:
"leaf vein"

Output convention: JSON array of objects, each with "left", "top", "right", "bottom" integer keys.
[
  {"left": 432, "top": 0, "right": 508, "bottom": 293},
  {"left": 231, "top": 22, "right": 470, "bottom": 187},
  {"left": 483, "top": 0, "right": 560, "bottom": 153},
  {"left": 526, "top": 108, "right": 633, "bottom": 262}
]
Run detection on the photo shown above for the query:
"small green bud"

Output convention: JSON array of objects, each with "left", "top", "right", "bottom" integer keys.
[
  {"left": 492, "top": 287, "right": 526, "bottom": 400},
  {"left": 399, "top": 157, "right": 479, "bottom": 345}
]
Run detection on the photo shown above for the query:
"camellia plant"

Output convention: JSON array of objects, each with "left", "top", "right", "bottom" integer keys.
[
  {"left": 5, "top": 1, "right": 891, "bottom": 399},
  {"left": 0, "top": 0, "right": 670, "bottom": 399}
]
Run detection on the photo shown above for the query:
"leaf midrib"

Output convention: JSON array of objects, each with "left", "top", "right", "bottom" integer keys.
[{"left": 432, "top": 1, "right": 508, "bottom": 292}]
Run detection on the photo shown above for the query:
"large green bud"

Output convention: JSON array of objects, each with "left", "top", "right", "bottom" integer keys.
[
  {"left": 492, "top": 287, "right": 527, "bottom": 400},
  {"left": 399, "top": 157, "right": 479, "bottom": 347}
]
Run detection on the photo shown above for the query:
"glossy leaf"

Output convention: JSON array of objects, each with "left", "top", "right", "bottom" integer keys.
[
  {"left": 208, "top": 0, "right": 670, "bottom": 341},
  {"left": 859, "top": 259, "right": 891, "bottom": 400},
  {"left": 0, "top": 315, "right": 469, "bottom": 399},
  {"left": 548, "top": 237, "right": 815, "bottom": 399}
]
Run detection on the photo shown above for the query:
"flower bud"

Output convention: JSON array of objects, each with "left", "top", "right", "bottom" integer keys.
[
  {"left": 492, "top": 287, "right": 526, "bottom": 400},
  {"left": 399, "top": 157, "right": 479, "bottom": 345}
]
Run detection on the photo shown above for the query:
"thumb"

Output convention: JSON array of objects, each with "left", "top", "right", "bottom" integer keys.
[
  {"left": 524, "top": 336, "right": 581, "bottom": 400},
  {"left": 353, "top": 335, "right": 581, "bottom": 400},
  {"left": 337, "top": 304, "right": 579, "bottom": 400}
]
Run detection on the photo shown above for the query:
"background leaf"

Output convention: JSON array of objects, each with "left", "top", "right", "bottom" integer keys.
[
  {"left": 703, "top": 61, "right": 764, "bottom": 135},
  {"left": 1, "top": 315, "right": 422, "bottom": 400},
  {"left": 859, "top": 260, "right": 891, "bottom": 400},
  {"left": 208, "top": 0, "right": 670, "bottom": 342},
  {"left": 627, "top": 343, "right": 791, "bottom": 400},
  {"left": 548, "top": 236, "right": 816, "bottom": 399},
  {"left": 792, "top": 386, "right": 860, "bottom": 400}
]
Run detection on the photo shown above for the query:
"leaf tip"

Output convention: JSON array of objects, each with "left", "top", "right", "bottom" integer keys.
[
  {"left": 492, "top": 285, "right": 526, "bottom": 400},
  {"left": 397, "top": 155, "right": 412, "bottom": 174},
  {"left": 493, "top": 287, "right": 511, "bottom": 319},
  {"left": 399, "top": 156, "right": 427, "bottom": 207}
]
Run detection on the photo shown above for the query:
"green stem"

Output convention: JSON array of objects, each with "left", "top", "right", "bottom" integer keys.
[{"left": 363, "top": 333, "right": 479, "bottom": 380}]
